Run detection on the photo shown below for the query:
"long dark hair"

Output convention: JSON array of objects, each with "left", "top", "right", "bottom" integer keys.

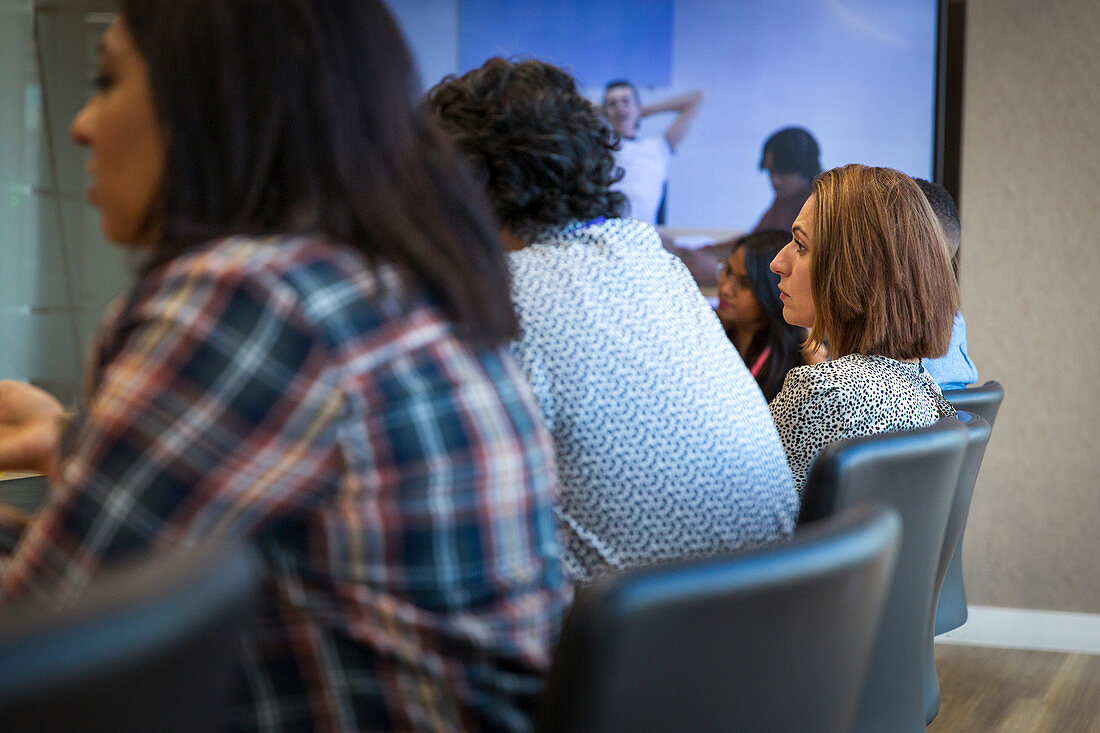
[
  {"left": 731, "top": 229, "right": 807, "bottom": 401},
  {"left": 121, "top": 0, "right": 516, "bottom": 343}
]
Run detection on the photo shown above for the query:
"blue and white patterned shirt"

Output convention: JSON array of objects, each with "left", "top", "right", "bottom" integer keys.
[
  {"left": 508, "top": 218, "right": 799, "bottom": 582},
  {"left": 0, "top": 235, "right": 568, "bottom": 732}
]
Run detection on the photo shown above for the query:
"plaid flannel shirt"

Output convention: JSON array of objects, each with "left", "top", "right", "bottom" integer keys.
[{"left": 0, "top": 236, "right": 568, "bottom": 732}]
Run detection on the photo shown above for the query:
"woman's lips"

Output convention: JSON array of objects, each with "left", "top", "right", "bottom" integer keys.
[{"left": 85, "top": 163, "right": 98, "bottom": 205}]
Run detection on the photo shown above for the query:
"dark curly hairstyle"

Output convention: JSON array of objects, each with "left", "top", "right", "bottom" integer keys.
[{"left": 427, "top": 58, "right": 626, "bottom": 243}]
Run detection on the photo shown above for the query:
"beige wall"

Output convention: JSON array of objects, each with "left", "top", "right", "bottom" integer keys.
[
  {"left": 958, "top": 0, "right": 1100, "bottom": 613},
  {"left": 4, "top": 0, "right": 1095, "bottom": 613}
]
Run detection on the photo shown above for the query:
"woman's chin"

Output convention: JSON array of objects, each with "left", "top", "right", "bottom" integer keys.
[{"left": 780, "top": 306, "right": 808, "bottom": 329}]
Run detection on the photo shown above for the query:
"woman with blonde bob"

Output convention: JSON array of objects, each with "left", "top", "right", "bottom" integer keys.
[{"left": 769, "top": 164, "right": 959, "bottom": 492}]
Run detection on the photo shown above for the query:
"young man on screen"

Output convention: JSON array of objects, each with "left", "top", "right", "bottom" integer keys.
[{"left": 603, "top": 79, "right": 703, "bottom": 225}]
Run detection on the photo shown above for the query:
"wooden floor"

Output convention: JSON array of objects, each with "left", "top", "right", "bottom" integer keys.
[{"left": 929, "top": 644, "right": 1100, "bottom": 732}]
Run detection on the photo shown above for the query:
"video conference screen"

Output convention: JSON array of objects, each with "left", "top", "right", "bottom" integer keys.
[{"left": 390, "top": 0, "right": 939, "bottom": 231}]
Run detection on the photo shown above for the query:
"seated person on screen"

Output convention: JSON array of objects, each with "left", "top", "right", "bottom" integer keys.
[
  {"left": 753, "top": 126, "right": 821, "bottom": 234},
  {"left": 0, "top": 3, "right": 567, "bottom": 729},
  {"left": 769, "top": 165, "right": 958, "bottom": 493},
  {"left": 913, "top": 178, "right": 979, "bottom": 391},
  {"left": 603, "top": 79, "right": 703, "bottom": 225},
  {"left": 693, "top": 126, "right": 823, "bottom": 291},
  {"left": 430, "top": 59, "right": 798, "bottom": 583},
  {"left": 716, "top": 229, "right": 826, "bottom": 402}
]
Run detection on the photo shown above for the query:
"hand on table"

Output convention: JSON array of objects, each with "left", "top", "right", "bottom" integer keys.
[{"left": 0, "top": 380, "right": 65, "bottom": 476}]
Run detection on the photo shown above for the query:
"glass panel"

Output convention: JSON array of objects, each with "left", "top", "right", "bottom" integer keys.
[
  {"left": 0, "top": 2, "right": 129, "bottom": 404},
  {"left": 0, "top": 2, "right": 44, "bottom": 192}
]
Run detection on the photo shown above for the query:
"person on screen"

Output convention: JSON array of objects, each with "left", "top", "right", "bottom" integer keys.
[
  {"left": 913, "top": 178, "right": 979, "bottom": 391},
  {"left": 768, "top": 164, "right": 959, "bottom": 493},
  {"left": 689, "top": 126, "right": 823, "bottom": 292},
  {"left": 753, "top": 126, "right": 821, "bottom": 234},
  {"left": 602, "top": 79, "right": 703, "bottom": 225},
  {"left": 0, "top": 2, "right": 568, "bottom": 729},
  {"left": 429, "top": 58, "right": 798, "bottom": 584}
]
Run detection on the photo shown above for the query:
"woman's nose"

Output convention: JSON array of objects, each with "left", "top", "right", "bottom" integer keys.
[
  {"left": 770, "top": 249, "right": 787, "bottom": 275},
  {"left": 71, "top": 100, "right": 94, "bottom": 147}
]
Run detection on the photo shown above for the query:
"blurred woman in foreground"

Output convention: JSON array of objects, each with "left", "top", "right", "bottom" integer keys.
[
  {"left": 769, "top": 164, "right": 958, "bottom": 493},
  {"left": 0, "top": 1, "right": 567, "bottom": 729}
]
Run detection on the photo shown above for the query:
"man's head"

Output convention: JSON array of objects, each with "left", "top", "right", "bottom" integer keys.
[
  {"left": 603, "top": 79, "right": 642, "bottom": 137},
  {"left": 759, "top": 127, "right": 821, "bottom": 198},
  {"left": 913, "top": 178, "right": 961, "bottom": 256},
  {"left": 428, "top": 58, "right": 625, "bottom": 243}
]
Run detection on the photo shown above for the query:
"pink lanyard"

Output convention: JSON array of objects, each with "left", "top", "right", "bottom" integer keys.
[{"left": 749, "top": 346, "right": 772, "bottom": 377}]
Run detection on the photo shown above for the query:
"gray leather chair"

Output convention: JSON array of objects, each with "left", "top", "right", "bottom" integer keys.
[
  {"left": 924, "top": 410, "right": 992, "bottom": 723},
  {"left": 798, "top": 418, "right": 967, "bottom": 733},
  {"left": 941, "top": 380, "right": 1004, "bottom": 426},
  {"left": 0, "top": 542, "right": 262, "bottom": 733},
  {"left": 935, "top": 380, "right": 1005, "bottom": 635},
  {"left": 536, "top": 503, "right": 901, "bottom": 733}
]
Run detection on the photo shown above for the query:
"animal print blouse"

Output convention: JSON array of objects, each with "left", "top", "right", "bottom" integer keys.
[{"left": 770, "top": 354, "right": 956, "bottom": 493}]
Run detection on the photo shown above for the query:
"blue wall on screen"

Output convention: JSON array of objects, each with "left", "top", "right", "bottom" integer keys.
[
  {"left": 459, "top": 0, "right": 673, "bottom": 88},
  {"left": 671, "top": 0, "right": 937, "bottom": 227}
]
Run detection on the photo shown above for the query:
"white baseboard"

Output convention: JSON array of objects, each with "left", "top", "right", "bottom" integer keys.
[{"left": 935, "top": 605, "right": 1100, "bottom": 655}]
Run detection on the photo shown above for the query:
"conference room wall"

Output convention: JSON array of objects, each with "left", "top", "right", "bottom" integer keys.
[
  {"left": 956, "top": 0, "right": 1099, "bottom": 613},
  {"left": 394, "top": 0, "right": 1100, "bottom": 615},
  {"left": 3, "top": 0, "right": 1095, "bottom": 615}
]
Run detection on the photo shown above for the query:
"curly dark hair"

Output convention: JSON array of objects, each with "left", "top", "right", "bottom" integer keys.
[{"left": 427, "top": 58, "right": 626, "bottom": 243}]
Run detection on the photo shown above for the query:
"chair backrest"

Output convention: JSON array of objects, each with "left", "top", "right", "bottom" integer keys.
[
  {"left": 942, "top": 380, "right": 1004, "bottom": 427},
  {"left": 536, "top": 502, "right": 901, "bottom": 733},
  {"left": 934, "top": 379, "right": 1005, "bottom": 637},
  {"left": 933, "top": 410, "right": 991, "bottom": 607},
  {"left": 797, "top": 418, "right": 967, "bottom": 733},
  {"left": 923, "top": 409, "right": 993, "bottom": 721},
  {"left": 0, "top": 542, "right": 263, "bottom": 733}
]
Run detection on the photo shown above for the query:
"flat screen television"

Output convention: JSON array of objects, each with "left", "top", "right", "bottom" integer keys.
[{"left": 388, "top": 0, "right": 965, "bottom": 231}]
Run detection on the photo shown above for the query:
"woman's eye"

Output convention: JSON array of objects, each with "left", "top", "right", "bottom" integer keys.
[{"left": 92, "top": 72, "right": 113, "bottom": 91}]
